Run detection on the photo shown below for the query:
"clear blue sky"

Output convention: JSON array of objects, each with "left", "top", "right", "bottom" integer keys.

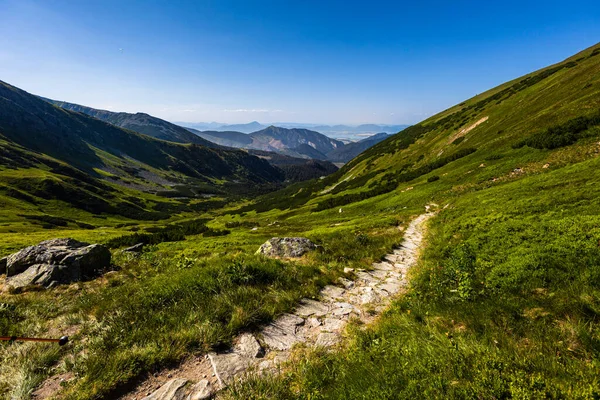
[{"left": 1, "top": 0, "right": 599, "bottom": 125}]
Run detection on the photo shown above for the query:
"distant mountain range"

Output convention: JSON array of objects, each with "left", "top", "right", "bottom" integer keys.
[
  {"left": 189, "top": 126, "right": 344, "bottom": 160},
  {"left": 44, "top": 98, "right": 338, "bottom": 182},
  {"left": 0, "top": 80, "right": 290, "bottom": 221},
  {"left": 178, "top": 121, "right": 408, "bottom": 138},
  {"left": 189, "top": 126, "right": 393, "bottom": 163},
  {"left": 44, "top": 99, "right": 401, "bottom": 164},
  {"left": 326, "top": 132, "right": 391, "bottom": 162}
]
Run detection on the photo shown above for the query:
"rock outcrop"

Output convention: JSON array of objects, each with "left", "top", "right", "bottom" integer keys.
[
  {"left": 256, "top": 237, "right": 317, "bottom": 258},
  {"left": 4, "top": 238, "right": 111, "bottom": 289}
]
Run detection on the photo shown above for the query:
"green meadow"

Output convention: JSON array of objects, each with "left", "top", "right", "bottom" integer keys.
[{"left": 1, "top": 43, "right": 600, "bottom": 399}]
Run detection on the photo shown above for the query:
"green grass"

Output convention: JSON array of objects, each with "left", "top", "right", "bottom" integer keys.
[
  {"left": 226, "top": 154, "right": 600, "bottom": 399},
  {"left": 1, "top": 42, "right": 600, "bottom": 400},
  {"left": 0, "top": 197, "right": 411, "bottom": 399}
]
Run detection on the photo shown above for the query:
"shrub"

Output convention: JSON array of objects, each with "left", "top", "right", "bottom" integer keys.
[
  {"left": 515, "top": 110, "right": 600, "bottom": 149},
  {"left": 427, "top": 175, "right": 440, "bottom": 182},
  {"left": 105, "top": 218, "right": 215, "bottom": 248},
  {"left": 451, "top": 137, "right": 465, "bottom": 145}
]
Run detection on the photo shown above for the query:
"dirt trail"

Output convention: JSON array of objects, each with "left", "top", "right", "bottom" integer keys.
[{"left": 118, "top": 212, "right": 434, "bottom": 400}]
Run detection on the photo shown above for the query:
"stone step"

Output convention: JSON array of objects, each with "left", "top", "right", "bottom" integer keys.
[{"left": 142, "top": 378, "right": 188, "bottom": 400}]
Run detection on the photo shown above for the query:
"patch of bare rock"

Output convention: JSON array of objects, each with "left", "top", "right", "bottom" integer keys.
[
  {"left": 255, "top": 237, "right": 318, "bottom": 258},
  {"left": 129, "top": 213, "right": 433, "bottom": 400},
  {"left": 2, "top": 238, "right": 111, "bottom": 290}
]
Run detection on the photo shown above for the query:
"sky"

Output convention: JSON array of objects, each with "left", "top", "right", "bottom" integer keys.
[{"left": 1, "top": 0, "right": 599, "bottom": 125}]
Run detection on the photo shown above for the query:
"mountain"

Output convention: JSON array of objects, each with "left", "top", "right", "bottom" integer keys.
[
  {"left": 44, "top": 99, "right": 217, "bottom": 147},
  {"left": 188, "top": 128, "right": 253, "bottom": 147},
  {"left": 290, "top": 143, "right": 329, "bottom": 160},
  {"left": 5, "top": 43, "right": 600, "bottom": 400},
  {"left": 0, "top": 80, "right": 284, "bottom": 221},
  {"left": 326, "top": 132, "right": 391, "bottom": 162},
  {"left": 177, "top": 121, "right": 409, "bottom": 140},
  {"left": 229, "top": 43, "right": 600, "bottom": 397},
  {"left": 246, "top": 149, "right": 338, "bottom": 181},
  {"left": 42, "top": 101, "right": 337, "bottom": 183},
  {"left": 181, "top": 121, "right": 267, "bottom": 134},
  {"left": 249, "top": 126, "right": 344, "bottom": 158},
  {"left": 220, "top": 121, "right": 267, "bottom": 133},
  {"left": 187, "top": 125, "right": 346, "bottom": 160},
  {"left": 309, "top": 123, "right": 408, "bottom": 138}
]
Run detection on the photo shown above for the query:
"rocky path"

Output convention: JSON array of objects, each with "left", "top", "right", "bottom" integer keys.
[{"left": 124, "top": 213, "right": 433, "bottom": 400}]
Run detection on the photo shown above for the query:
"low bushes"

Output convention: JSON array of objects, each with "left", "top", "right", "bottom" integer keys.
[
  {"left": 515, "top": 110, "right": 600, "bottom": 149},
  {"left": 104, "top": 218, "right": 226, "bottom": 248}
]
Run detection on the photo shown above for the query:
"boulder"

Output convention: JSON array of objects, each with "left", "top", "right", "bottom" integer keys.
[
  {"left": 4, "top": 238, "right": 111, "bottom": 289},
  {"left": 6, "top": 238, "right": 86, "bottom": 276},
  {"left": 256, "top": 237, "right": 317, "bottom": 258}
]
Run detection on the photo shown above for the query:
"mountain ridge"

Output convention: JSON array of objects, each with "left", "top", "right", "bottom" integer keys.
[{"left": 43, "top": 98, "right": 218, "bottom": 147}]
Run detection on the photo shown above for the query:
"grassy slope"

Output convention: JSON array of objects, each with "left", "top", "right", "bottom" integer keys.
[
  {"left": 0, "top": 81, "right": 287, "bottom": 243},
  {"left": 44, "top": 98, "right": 217, "bottom": 147},
  {"left": 220, "top": 44, "right": 600, "bottom": 398},
  {"left": 1, "top": 44, "right": 600, "bottom": 399}
]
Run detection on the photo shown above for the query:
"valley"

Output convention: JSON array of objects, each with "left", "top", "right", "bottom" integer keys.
[{"left": 1, "top": 9, "right": 599, "bottom": 400}]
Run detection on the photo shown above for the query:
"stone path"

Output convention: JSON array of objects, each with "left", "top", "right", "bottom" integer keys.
[{"left": 125, "top": 213, "right": 433, "bottom": 400}]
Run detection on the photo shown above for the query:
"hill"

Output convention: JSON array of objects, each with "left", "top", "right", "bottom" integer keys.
[
  {"left": 3, "top": 44, "right": 600, "bottom": 400},
  {"left": 44, "top": 99, "right": 217, "bottom": 147},
  {"left": 246, "top": 149, "right": 338, "bottom": 181},
  {"left": 40, "top": 101, "right": 336, "bottom": 183},
  {"left": 181, "top": 121, "right": 267, "bottom": 134},
  {"left": 188, "top": 128, "right": 254, "bottom": 147},
  {"left": 326, "top": 132, "right": 391, "bottom": 162},
  {"left": 225, "top": 43, "right": 600, "bottom": 398},
  {"left": 178, "top": 121, "right": 409, "bottom": 140},
  {"left": 0, "top": 80, "right": 285, "bottom": 225},
  {"left": 188, "top": 125, "right": 346, "bottom": 160},
  {"left": 249, "top": 126, "right": 344, "bottom": 156}
]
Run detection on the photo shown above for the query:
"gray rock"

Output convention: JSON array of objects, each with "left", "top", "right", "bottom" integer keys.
[
  {"left": 372, "top": 262, "right": 393, "bottom": 271},
  {"left": 322, "top": 317, "right": 344, "bottom": 332},
  {"left": 295, "top": 298, "right": 329, "bottom": 317},
  {"left": 306, "top": 317, "right": 322, "bottom": 328},
  {"left": 123, "top": 243, "right": 144, "bottom": 253},
  {"left": 321, "top": 285, "right": 346, "bottom": 300},
  {"left": 379, "top": 282, "right": 401, "bottom": 295},
  {"left": 6, "top": 238, "right": 86, "bottom": 276},
  {"left": 315, "top": 332, "right": 340, "bottom": 347},
  {"left": 142, "top": 378, "right": 188, "bottom": 400},
  {"left": 4, "top": 239, "right": 111, "bottom": 289},
  {"left": 234, "top": 333, "right": 263, "bottom": 358},
  {"left": 337, "top": 277, "right": 355, "bottom": 289},
  {"left": 208, "top": 352, "right": 253, "bottom": 387},
  {"left": 261, "top": 314, "right": 305, "bottom": 351},
  {"left": 330, "top": 302, "right": 354, "bottom": 316},
  {"left": 369, "top": 269, "right": 388, "bottom": 279},
  {"left": 256, "top": 237, "right": 317, "bottom": 258},
  {"left": 355, "top": 271, "right": 379, "bottom": 284},
  {"left": 186, "top": 380, "right": 213, "bottom": 400},
  {"left": 360, "top": 290, "right": 381, "bottom": 305}
]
